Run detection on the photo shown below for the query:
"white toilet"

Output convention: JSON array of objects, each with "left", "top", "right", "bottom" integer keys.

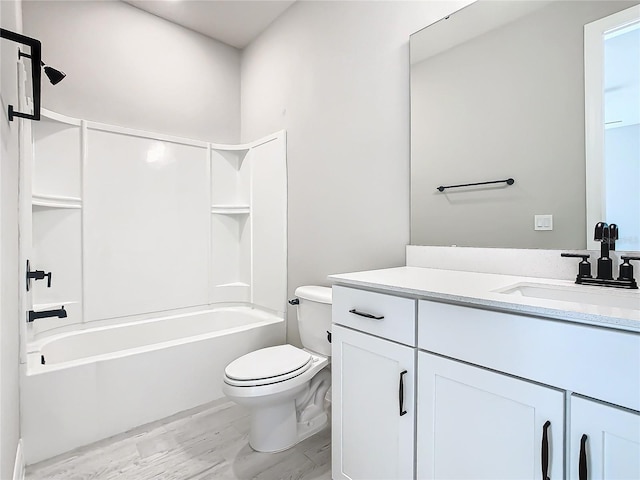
[{"left": 223, "top": 286, "right": 332, "bottom": 453}]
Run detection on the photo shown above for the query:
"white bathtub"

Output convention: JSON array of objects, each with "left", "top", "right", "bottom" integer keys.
[{"left": 21, "top": 307, "right": 285, "bottom": 464}]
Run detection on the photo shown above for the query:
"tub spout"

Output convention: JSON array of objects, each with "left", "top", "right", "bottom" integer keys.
[{"left": 28, "top": 306, "right": 66, "bottom": 323}]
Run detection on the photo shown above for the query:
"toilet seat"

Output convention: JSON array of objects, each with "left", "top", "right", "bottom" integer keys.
[{"left": 224, "top": 345, "right": 313, "bottom": 387}]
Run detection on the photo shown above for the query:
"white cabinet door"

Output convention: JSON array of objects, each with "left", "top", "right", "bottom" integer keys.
[
  {"left": 417, "top": 352, "right": 564, "bottom": 480},
  {"left": 332, "top": 324, "right": 415, "bottom": 480},
  {"left": 570, "top": 395, "right": 640, "bottom": 480}
]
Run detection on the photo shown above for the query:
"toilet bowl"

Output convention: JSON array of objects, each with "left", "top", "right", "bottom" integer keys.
[{"left": 223, "top": 286, "right": 332, "bottom": 453}]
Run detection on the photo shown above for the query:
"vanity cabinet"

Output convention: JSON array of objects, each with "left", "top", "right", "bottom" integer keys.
[
  {"left": 569, "top": 395, "right": 640, "bottom": 479},
  {"left": 417, "top": 299, "right": 640, "bottom": 480},
  {"left": 417, "top": 352, "right": 564, "bottom": 479},
  {"left": 331, "top": 279, "right": 639, "bottom": 480},
  {"left": 332, "top": 286, "right": 416, "bottom": 480}
]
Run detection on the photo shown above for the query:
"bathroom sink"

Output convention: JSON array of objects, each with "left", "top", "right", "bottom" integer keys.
[{"left": 497, "top": 282, "right": 640, "bottom": 310}]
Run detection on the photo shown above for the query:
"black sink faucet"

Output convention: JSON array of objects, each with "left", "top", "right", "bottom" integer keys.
[
  {"left": 594, "top": 222, "right": 618, "bottom": 280},
  {"left": 28, "top": 306, "right": 67, "bottom": 323},
  {"left": 561, "top": 222, "right": 638, "bottom": 289}
]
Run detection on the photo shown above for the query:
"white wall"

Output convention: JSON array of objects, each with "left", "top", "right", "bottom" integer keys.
[
  {"left": 0, "top": 1, "right": 23, "bottom": 477},
  {"left": 241, "top": 1, "right": 470, "bottom": 345},
  {"left": 20, "top": 0, "right": 484, "bottom": 349},
  {"left": 22, "top": 1, "right": 241, "bottom": 143}
]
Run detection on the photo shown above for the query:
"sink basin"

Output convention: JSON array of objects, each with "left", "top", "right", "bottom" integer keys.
[{"left": 496, "top": 282, "right": 640, "bottom": 310}]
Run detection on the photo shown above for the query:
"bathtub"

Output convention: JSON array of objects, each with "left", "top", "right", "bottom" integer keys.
[{"left": 21, "top": 306, "right": 285, "bottom": 464}]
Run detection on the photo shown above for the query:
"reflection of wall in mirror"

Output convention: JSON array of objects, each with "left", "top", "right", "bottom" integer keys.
[
  {"left": 605, "top": 125, "right": 640, "bottom": 249},
  {"left": 410, "top": 0, "right": 638, "bottom": 249},
  {"left": 604, "top": 24, "right": 640, "bottom": 251}
]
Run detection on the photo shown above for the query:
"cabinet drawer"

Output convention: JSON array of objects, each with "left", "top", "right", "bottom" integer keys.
[
  {"left": 418, "top": 299, "right": 640, "bottom": 411},
  {"left": 332, "top": 286, "right": 416, "bottom": 346}
]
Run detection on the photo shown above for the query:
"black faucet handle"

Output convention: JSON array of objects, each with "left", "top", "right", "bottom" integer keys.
[
  {"left": 618, "top": 256, "right": 640, "bottom": 283},
  {"left": 26, "top": 260, "right": 52, "bottom": 291},
  {"left": 561, "top": 253, "right": 590, "bottom": 260},
  {"left": 594, "top": 222, "right": 608, "bottom": 241},
  {"left": 561, "top": 253, "right": 592, "bottom": 281},
  {"left": 608, "top": 224, "right": 618, "bottom": 251}
]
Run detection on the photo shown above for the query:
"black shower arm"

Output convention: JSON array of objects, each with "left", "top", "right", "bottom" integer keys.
[{"left": 0, "top": 28, "right": 41, "bottom": 122}]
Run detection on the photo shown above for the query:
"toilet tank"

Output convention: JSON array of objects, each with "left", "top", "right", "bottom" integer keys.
[{"left": 295, "top": 286, "right": 332, "bottom": 356}]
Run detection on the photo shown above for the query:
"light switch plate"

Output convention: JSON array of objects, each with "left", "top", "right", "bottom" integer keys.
[{"left": 534, "top": 214, "right": 553, "bottom": 231}]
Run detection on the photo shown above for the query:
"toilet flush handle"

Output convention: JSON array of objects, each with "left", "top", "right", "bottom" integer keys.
[{"left": 288, "top": 298, "right": 299, "bottom": 305}]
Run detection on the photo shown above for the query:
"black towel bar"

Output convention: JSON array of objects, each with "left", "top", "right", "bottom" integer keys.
[{"left": 437, "top": 178, "right": 514, "bottom": 192}]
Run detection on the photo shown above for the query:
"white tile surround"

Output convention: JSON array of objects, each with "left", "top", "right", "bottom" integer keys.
[{"left": 406, "top": 245, "right": 635, "bottom": 281}]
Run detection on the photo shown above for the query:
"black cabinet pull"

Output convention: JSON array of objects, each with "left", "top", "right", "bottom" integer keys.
[
  {"left": 399, "top": 370, "right": 408, "bottom": 416},
  {"left": 349, "top": 309, "right": 384, "bottom": 320},
  {"left": 579, "top": 434, "right": 588, "bottom": 480},
  {"left": 541, "top": 420, "right": 551, "bottom": 480}
]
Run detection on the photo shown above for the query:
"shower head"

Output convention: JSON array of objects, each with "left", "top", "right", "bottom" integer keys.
[
  {"left": 17, "top": 50, "right": 66, "bottom": 85},
  {"left": 43, "top": 64, "right": 65, "bottom": 85},
  {"left": 0, "top": 28, "right": 66, "bottom": 121}
]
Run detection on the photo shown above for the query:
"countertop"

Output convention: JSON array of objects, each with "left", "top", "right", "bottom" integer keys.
[{"left": 328, "top": 266, "right": 640, "bottom": 332}]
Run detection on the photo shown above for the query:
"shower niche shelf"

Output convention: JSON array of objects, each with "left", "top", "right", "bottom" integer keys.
[
  {"left": 211, "top": 146, "right": 250, "bottom": 207},
  {"left": 214, "top": 282, "right": 251, "bottom": 302},
  {"left": 210, "top": 211, "right": 251, "bottom": 303},
  {"left": 32, "top": 193, "right": 82, "bottom": 209},
  {"left": 33, "top": 114, "right": 82, "bottom": 200},
  {"left": 210, "top": 145, "right": 253, "bottom": 303},
  {"left": 30, "top": 111, "right": 84, "bottom": 336},
  {"left": 31, "top": 203, "right": 82, "bottom": 336},
  {"left": 211, "top": 205, "right": 250, "bottom": 215}
]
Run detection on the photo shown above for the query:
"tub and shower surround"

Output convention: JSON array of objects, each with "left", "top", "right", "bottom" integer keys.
[
  {"left": 23, "top": 109, "right": 287, "bottom": 463},
  {"left": 29, "top": 109, "right": 287, "bottom": 337}
]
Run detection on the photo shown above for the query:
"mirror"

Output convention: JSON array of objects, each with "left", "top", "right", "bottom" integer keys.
[{"left": 410, "top": 0, "right": 640, "bottom": 250}]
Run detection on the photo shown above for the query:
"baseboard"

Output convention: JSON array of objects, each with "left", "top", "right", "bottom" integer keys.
[{"left": 13, "top": 440, "right": 25, "bottom": 480}]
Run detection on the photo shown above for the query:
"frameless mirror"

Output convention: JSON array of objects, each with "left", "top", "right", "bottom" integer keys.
[{"left": 410, "top": 0, "right": 640, "bottom": 250}]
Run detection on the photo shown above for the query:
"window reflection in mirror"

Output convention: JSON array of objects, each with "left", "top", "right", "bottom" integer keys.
[{"left": 585, "top": 5, "right": 640, "bottom": 251}]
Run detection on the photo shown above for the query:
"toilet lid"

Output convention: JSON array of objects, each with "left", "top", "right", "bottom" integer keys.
[{"left": 225, "top": 345, "right": 312, "bottom": 385}]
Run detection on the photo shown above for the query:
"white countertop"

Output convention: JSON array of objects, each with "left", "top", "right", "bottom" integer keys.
[{"left": 329, "top": 266, "right": 640, "bottom": 332}]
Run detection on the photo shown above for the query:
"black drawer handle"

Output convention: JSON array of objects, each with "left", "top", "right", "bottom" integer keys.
[
  {"left": 399, "top": 370, "right": 408, "bottom": 416},
  {"left": 541, "top": 420, "right": 551, "bottom": 480},
  {"left": 579, "top": 434, "right": 588, "bottom": 480},
  {"left": 349, "top": 308, "right": 384, "bottom": 320}
]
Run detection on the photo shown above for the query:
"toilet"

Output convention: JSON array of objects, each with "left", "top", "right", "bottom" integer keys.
[{"left": 223, "top": 286, "right": 332, "bottom": 453}]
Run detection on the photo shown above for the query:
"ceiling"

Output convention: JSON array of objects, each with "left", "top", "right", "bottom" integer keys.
[{"left": 125, "top": 0, "right": 296, "bottom": 49}]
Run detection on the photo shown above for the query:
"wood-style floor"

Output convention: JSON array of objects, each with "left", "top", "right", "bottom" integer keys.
[{"left": 26, "top": 399, "right": 332, "bottom": 480}]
